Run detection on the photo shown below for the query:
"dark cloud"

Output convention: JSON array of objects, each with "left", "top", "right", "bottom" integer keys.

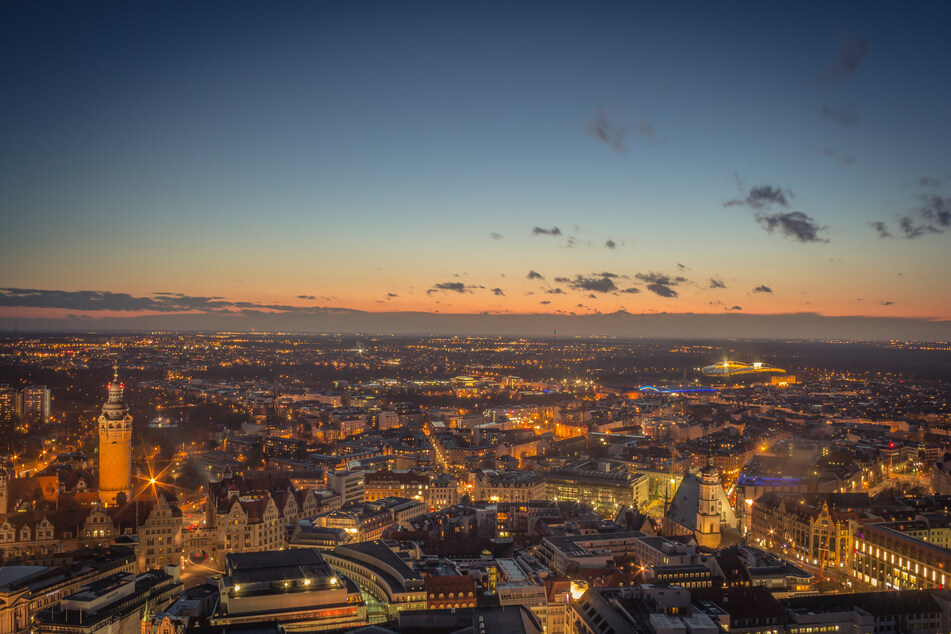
[
  {"left": 822, "top": 147, "right": 855, "bottom": 165},
  {"left": 728, "top": 305, "right": 743, "bottom": 311},
  {"left": 709, "top": 278, "right": 726, "bottom": 289},
  {"left": 881, "top": 300, "right": 895, "bottom": 306},
  {"left": 645, "top": 284, "right": 677, "bottom": 298},
  {"left": 819, "top": 33, "right": 868, "bottom": 82},
  {"left": 540, "top": 300, "right": 551, "bottom": 305},
  {"left": 869, "top": 221, "right": 892, "bottom": 238},
  {"left": 0, "top": 288, "right": 336, "bottom": 315},
  {"left": 297, "top": 295, "right": 316, "bottom": 300},
  {"left": 565, "top": 275, "right": 618, "bottom": 293},
  {"left": 605, "top": 239, "right": 616, "bottom": 249},
  {"left": 753, "top": 285, "right": 773, "bottom": 294},
  {"left": 491, "top": 288, "right": 505, "bottom": 296},
  {"left": 532, "top": 226, "right": 562, "bottom": 236},
  {"left": 619, "top": 287, "right": 640, "bottom": 294},
  {"left": 820, "top": 106, "right": 859, "bottom": 127},
  {"left": 553, "top": 277, "right": 570, "bottom": 283},
  {"left": 489, "top": 232, "right": 504, "bottom": 240},
  {"left": 915, "top": 176, "right": 946, "bottom": 188},
  {"left": 545, "top": 288, "right": 565, "bottom": 295},
  {"left": 527, "top": 270, "right": 544, "bottom": 280},
  {"left": 430, "top": 282, "right": 468, "bottom": 294},
  {"left": 586, "top": 109, "right": 627, "bottom": 153},
  {"left": 895, "top": 196, "right": 951, "bottom": 238},
  {"left": 594, "top": 271, "right": 620, "bottom": 278},
  {"left": 676, "top": 263, "right": 688, "bottom": 271},
  {"left": 385, "top": 293, "right": 399, "bottom": 300},
  {"left": 636, "top": 121, "right": 666, "bottom": 146},
  {"left": 755, "top": 211, "right": 829, "bottom": 243},
  {"left": 725, "top": 185, "right": 792, "bottom": 210},
  {"left": 634, "top": 272, "right": 687, "bottom": 298}
]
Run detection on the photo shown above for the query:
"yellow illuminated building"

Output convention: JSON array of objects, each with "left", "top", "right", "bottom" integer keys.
[{"left": 98, "top": 369, "right": 133, "bottom": 506}]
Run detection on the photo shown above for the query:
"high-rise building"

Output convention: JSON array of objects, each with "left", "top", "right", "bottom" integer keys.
[
  {"left": 98, "top": 369, "right": 133, "bottom": 506},
  {"left": 0, "top": 385, "right": 16, "bottom": 427},
  {"left": 17, "top": 385, "right": 51, "bottom": 425}
]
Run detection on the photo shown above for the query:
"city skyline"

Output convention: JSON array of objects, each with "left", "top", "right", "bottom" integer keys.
[{"left": 2, "top": 2, "right": 950, "bottom": 337}]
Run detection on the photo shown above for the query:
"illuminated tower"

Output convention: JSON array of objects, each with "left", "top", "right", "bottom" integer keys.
[
  {"left": 98, "top": 368, "right": 133, "bottom": 506},
  {"left": 696, "top": 464, "right": 722, "bottom": 548}
]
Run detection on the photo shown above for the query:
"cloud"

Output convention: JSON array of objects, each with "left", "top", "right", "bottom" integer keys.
[
  {"left": 709, "top": 278, "right": 726, "bottom": 289},
  {"left": 430, "top": 282, "right": 468, "bottom": 294},
  {"left": 755, "top": 211, "right": 829, "bottom": 243},
  {"left": 532, "top": 226, "right": 562, "bottom": 236},
  {"left": 489, "top": 232, "right": 504, "bottom": 240},
  {"left": 527, "top": 270, "right": 544, "bottom": 280},
  {"left": 676, "top": 263, "right": 688, "bottom": 271},
  {"left": 725, "top": 185, "right": 792, "bottom": 210},
  {"left": 753, "top": 285, "right": 773, "bottom": 294},
  {"left": 491, "top": 288, "right": 505, "bottom": 296},
  {"left": 881, "top": 300, "right": 895, "bottom": 306},
  {"left": 605, "top": 239, "right": 616, "bottom": 249},
  {"left": 869, "top": 221, "right": 892, "bottom": 238},
  {"left": 634, "top": 272, "right": 687, "bottom": 298},
  {"left": 385, "top": 293, "right": 399, "bottom": 300},
  {"left": 636, "top": 121, "right": 666, "bottom": 146},
  {"left": 728, "top": 305, "right": 743, "bottom": 311},
  {"left": 565, "top": 275, "right": 618, "bottom": 293},
  {"left": 594, "top": 271, "right": 620, "bottom": 278},
  {"left": 619, "top": 287, "right": 640, "bottom": 294},
  {"left": 540, "top": 300, "right": 551, "bottom": 305},
  {"left": 297, "top": 295, "right": 316, "bottom": 300},
  {"left": 0, "top": 288, "right": 237, "bottom": 313},
  {"left": 586, "top": 109, "right": 626, "bottom": 153},
  {"left": 553, "top": 277, "right": 570, "bottom": 283},
  {"left": 820, "top": 106, "right": 859, "bottom": 127},
  {"left": 822, "top": 147, "right": 855, "bottom": 165},
  {"left": 545, "top": 288, "right": 565, "bottom": 295},
  {"left": 819, "top": 33, "right": 868, "bottom": 81},
  {"left": 915, "top": 176, "right": 946, "bottom": 188},
  {"left": 895, "top": 196, "right": 951, "bottom": 238}
]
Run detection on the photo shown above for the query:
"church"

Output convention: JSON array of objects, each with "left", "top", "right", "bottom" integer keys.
[{"left": 663, "top": 465, "right": 740, "bottom": 548}]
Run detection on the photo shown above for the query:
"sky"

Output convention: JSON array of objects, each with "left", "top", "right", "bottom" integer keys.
[{"left": 1, "top": 1, "right": 950, "bottom": 338}]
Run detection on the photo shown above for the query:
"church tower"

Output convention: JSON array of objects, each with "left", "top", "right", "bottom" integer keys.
[
  {"left": 99, "top": 368, "right": 132, "bottom": 506},
  {"left": 695, "top": 464, "right": 722, "bottom": 548}
]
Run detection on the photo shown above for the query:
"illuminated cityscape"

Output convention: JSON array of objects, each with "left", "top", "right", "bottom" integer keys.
[{"left": 2, "top": 2, "right": 951, "bottom": 634}]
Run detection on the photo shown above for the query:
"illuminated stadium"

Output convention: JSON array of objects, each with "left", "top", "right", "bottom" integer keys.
[{"left": 701, "top": 360, "right": 786, "bottom": 378}]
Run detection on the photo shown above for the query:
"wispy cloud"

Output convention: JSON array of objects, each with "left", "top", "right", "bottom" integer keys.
[
  {"left": 489, "top": 232, "right": 504, "bottom": 240},
  {"left": 586, "top": 109, "right": 626, "bottom": 153},
  {"left": 755, "top": 211, "right": 829, "bottom": 243},
  {"left": 753, "top": 285, "right": 773, "bottom": 294},
  {"left": 820, "top": 106, "right": 859, "bottom": 127},
  {"left": 869, "top": 221, "right": 892, "bottom": 238},
  {"left": 491, "top": 288, "right": 505, "bottom": 296},
  {"left": 532, "top": 226, "right": 562, "bottom": 236},
  {"left": 709, "top": 278, "right": 726, "bottom": 289},
  {"left": 605, "top": 239, "right": 616, "bottom": 249},
  {"left": 527, "top": 270, "right": 545, "bottom": 280},
  {"left": 822, "top": 147, "right": 855, "bottom": 165},
  {"left": 636, "top": 121, "right": 666, "bottom": 146},
  {"left": 725, "top": 185, "right": 792, "bottom": 210},
  {"left": 819, "top": 33, "right": 868, "bottom": 82},
  {"left": 896, "top": 196, "right": 951, "bottom": 238}
]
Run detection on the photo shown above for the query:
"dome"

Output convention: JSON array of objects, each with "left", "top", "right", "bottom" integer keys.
[{"left": 700, "top": 464, "right": 718, "bottom": 477}]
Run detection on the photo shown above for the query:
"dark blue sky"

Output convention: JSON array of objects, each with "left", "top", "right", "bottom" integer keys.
[{"left": 1, "top": 1, "right": 950, "bottom": 333}]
